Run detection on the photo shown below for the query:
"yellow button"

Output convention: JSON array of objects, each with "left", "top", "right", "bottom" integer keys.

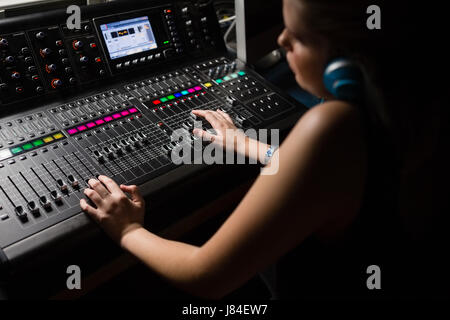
[
  {"left": 53, "top": 133, "right": 64, "bottom": 140},
  {"left": 204, "top": 82, "right": 212, "bottom": 88},
  {"left": 43, "top": 136, "right": 54, "bottom": 143}
]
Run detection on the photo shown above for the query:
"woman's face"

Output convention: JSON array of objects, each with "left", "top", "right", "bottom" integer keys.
[{"left": 278, "top": 0, "right": 331, "bottom": 98}]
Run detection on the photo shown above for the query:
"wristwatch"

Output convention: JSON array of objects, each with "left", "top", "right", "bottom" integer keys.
[{"left": 263, "top": 145, "right": 278, "bottom": 165}]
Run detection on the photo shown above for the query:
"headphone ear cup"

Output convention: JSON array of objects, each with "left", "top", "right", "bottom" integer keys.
[{"left": 323, "top": 58, "right": 364, "bottom": 102}]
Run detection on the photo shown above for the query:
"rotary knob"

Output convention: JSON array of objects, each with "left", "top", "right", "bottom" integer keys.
[
  {"left": 0, "top": 38, "right": 8, "bottom": 48},
  {"left": 35, "top": 32, "right": 46, "bottom": 40},
  {"left": 79, "top": 56, "right": 89, "bottom": 63},
  {"left": 51, "top": 78, "right": 63, "bottom": 89}
]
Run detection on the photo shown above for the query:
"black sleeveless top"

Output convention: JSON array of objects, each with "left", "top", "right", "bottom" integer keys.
[{"left": 272, "top": 104, "right": 402, "bottom": 299}]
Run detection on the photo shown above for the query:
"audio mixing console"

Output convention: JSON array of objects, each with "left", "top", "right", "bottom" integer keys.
[{"left": 0, "top": 0, "right": 307, "bottom": 276}]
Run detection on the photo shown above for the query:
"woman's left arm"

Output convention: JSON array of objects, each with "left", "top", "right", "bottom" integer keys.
[{"left": 82, "top": 102, "right": 367, "bottom": 299}]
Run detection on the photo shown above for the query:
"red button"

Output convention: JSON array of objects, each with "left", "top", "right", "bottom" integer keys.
[
  {"left": 95, "top": 57, "right": 102, "bottom": 63},
  {"left": 90, "top": 43, "right": 97, "bottom": 49},
  {"left": 153, "top": 100, "right": 161, "bottom": 105}
]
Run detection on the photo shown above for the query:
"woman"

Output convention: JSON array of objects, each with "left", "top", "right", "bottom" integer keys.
[{"left": 79, "top": 0, "right": 422, "bottom": 298}]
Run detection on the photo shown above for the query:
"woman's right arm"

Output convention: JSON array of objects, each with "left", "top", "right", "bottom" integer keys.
[{"left": 191, "top": 109, "right": 272, "bottom": 164}]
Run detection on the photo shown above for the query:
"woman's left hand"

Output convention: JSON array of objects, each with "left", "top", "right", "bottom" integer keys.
[{"left": 80, "top": 175, "right": 145, "bottom": 245}]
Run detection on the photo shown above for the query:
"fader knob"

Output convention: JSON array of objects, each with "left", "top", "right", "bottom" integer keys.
[
  {"left": 15, "top": 206, "right": 28, "bottom": 222},
  {"left": 73, "top": 40, "right": 84, "bottom": 50},
  {"left": 39, "top": 195, "right": 52, "bottom": 210},
  {"left": 40, "top": 48, "right": 52, "bottom": 57},
  {"left": 51, "top": 78, "right": 63, "bottom": 88},
  {"left": 50, "top": 190, "right": 63, "bottom": 204},
  {"left": 27, "top": 201, "right": 40, "bottom": 217}
]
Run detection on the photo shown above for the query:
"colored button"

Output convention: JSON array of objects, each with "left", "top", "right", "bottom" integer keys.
[
  {"left": 188, "top": 88, "right": 195, "bottom": 93},
  {"left": 11, "top": 147, "right": 23, "bottom": 154},
  {"left": 160, "top": 97, "right": 168, "bottom": 103},
  {"left": 43, "top": 136, "right": 54, "bottom": 143},
  {"left": 174, "top": 93, "right": 182, "bottom": 98},
  {"left": 215, "top": 79, "right": 223, "bottom": 83},
  {"left": 153, "top": 100, "right": 161, "bottom": 105},
  {"left": 204, "top": 82, "right": 212, "bottom": 88},
  {"left": 95, "top": 119, "right": 105, "bottom": 125},
  {"left": 231, "top": 73, "right": 238, "bottom": 79},
  {"left": 112, "top": 113, "right": 121, "bottom": 119},
  {"left": 128, "top": 107, "right": 138, "bottom": 113},
  {"left": 223, "top": 76, "right": 231, "bottom": 81},
  {"left": 76, "top": 125, "right": 87, "bottom": 132},
  {"left": 181, "top": 90, "right": 189, "bottom": 95},
  {"left": 67, "top": 129, "right": 78, "bottom": 135},
  {"left": 86, "top": 122, "right": 96, "bottom": 128},
  {"left": 194, "top": 86, "right": 202, "bottom": 91},
  {"left": 121, "top": 110, "right": 130, "bottom": 116},
  {"left": 104, "top": 116, "right": 113, "bottom": 122},
  {"left": 22, "top": 143, "right": 33, "bottom": 150},
  {"left": 53, "top": 133, "right": 64, "bottom": 140},
  {"left": 238, "top": 71, "right": 246, "bottom": 76},
  {"left": 167, "top": 95, "right": 175, "bottom": 100}
]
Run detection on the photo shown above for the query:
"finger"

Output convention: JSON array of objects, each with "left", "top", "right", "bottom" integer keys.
[
  {"left": 98, "top": 175, "right": 122, "bottom": 195},
  {"left": 191, "top": 109, "right": 208, "bottom": 117},
  {"left": 217, "top": 109, "right": 234, "bottom": 123},
  {"left": 202, "top": 111, "right": 226, "bottom": 129},
  {"left": 88, "top": 178, "right": 110, "bottom": 198},
  {"left": 192, "top": 110, "right": 223, "bottom": 128},
  {"left": 84, "top": 188, "right": 103, "bottom": 206},
  {"left": 80, "top": 198, "right": 102, "bottom": 223},
  {"left": 120, "top": 185, "right": 144, "bottom": 203},
  {"left": 192, "top": 128, "right": 216, "bottom": 142}
]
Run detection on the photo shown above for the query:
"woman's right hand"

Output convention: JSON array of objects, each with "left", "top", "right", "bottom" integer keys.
[{"left": 191, "top": 109, "right": 270, "bottom": 163}]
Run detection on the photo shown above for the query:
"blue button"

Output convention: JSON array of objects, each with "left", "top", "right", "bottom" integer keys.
[{"left": 174, "top": 93, "right": 182, "bottom": 98}]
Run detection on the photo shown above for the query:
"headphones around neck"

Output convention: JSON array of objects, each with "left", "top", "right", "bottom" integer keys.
[{"left": 323, "top": 58, "right": 365, "bottom": 103}]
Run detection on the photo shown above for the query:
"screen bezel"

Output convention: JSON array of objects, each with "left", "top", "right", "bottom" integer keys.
[
  {"left": 93, "top": 6, "right": 171, "bottom": 70},
  {"left": 100, "top": 16, "right": 159, "bottom": 60}
]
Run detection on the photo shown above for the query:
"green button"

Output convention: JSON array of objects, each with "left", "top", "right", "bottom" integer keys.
[
  {"left": 231, "top": 73, "right": 238, "bottom": 79},
  {"left": 167, "top": 95, "right": 175, "bottom": 100},
  {"left": 160, "top": 97, "right": 168, "bottom": 103},
  {"left": 32, "top": 139, "right": 44, "bottom": 147},
  {"left": 22, "top": 143, "right": 33, "bottom": 150},
  {"left": 238, "top": 71, "right": 246, "bottom": 76},
  {"left": 215, "top": 79, "right": 223, "bottom": 84},
  {"left": 11, "top": 147, "right": 23, "bottom": 154},
  {"left": 223, "top": 76, "right": 231, "bottom": 81}
]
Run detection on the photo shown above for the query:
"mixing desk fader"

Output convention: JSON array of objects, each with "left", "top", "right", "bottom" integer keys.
[{"left": 0, "top": 0, "right": 307, "bottom": 275}]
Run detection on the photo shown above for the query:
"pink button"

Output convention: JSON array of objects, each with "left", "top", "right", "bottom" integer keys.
[
  {"left": 194, "top": 86, "right": 202, "bottom": 91},
  {"left": 95, "top": 119, "right": 105, "bottom": 125},
  {"left": 128, "top": 107, "right": 138, "bottom": 113},
  {"left": 67, "top": 128, "right": 78, "bottom": 135},
  {"left": 112, "top": 113, "right": 121, "bottom": 119},
  {"left": 104, "top": 116, "right": 113, "bottom": 122},
  {"left": 77, "top": 125, "right": 87, "bottom": 131},
  {"left": 188, "top": 88, "right": 195, "bottom": 93},
  {"left": 86, "top": 122, "right": 96, "bottom": 128},
  {"left": 121, "top": 110, "right": 130, "bottom": 116}
]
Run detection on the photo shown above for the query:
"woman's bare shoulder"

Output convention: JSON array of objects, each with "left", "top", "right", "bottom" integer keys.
[{"left": 296, "top": 100, "right": 364, "bottom": 137}]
